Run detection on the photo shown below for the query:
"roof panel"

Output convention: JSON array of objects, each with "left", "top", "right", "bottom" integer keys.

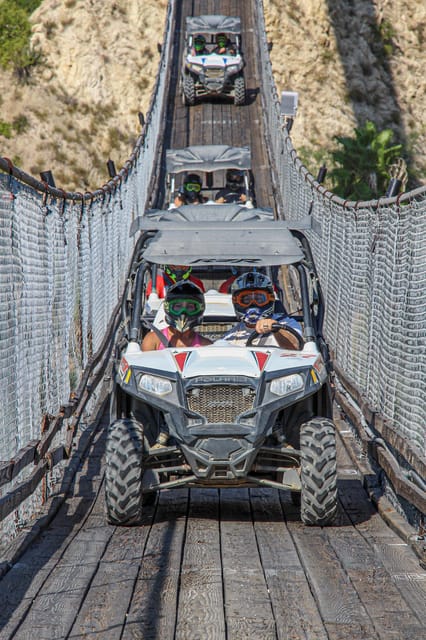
[
  {"left": 129, "top": 206, "right": 312, "bottom": 236},
  {"left": 186, "top": 15, "right": 241, "bottom": 35},
  {"left": 141, "top": 226, "right": 304, "bottom": 266},
  {"left": 166, "top": 145, "right": 251, "bottom": 174}
]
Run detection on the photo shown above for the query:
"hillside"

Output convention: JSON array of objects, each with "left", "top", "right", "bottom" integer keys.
[{"left": 0, "top": 0, "right": 424, "bottom": 192}]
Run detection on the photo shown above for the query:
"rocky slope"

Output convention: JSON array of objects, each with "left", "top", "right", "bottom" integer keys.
[
  {"left": 0, "top": 0, "right": 424, "bottom": 192},
  {"left": 264, "top": 0, "right": 426, "bottom": 185}
]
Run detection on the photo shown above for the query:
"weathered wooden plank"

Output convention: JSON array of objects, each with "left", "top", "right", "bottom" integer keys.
[
  {"left": 326, "top": 527, "right": 424, "bottom": 639},
  {"left": 122, "top": 489, "right": 188, "bottom": 640},
  {"left": 9, "top": 515, "right": 112, "bottom": 638},
  {"left": 286, "top": 523, "right": 378, "bottom": 639},
  {"left": 371, "top": 542, "right": 426, "bottom": 625},
  {"left": 251, "top": 488, "right": 328, "bottom": 640},
  {"left": 175, "top": 488, "right": 225, "bottom": 640},
  {"left": 6, "top": 562, "right": 100, "bottom": 640},
  {"left": 337, "top": 469, "right": 426, "bottom": 629},
  {"left": 220, "top": 488, "right": 276, "bottom": 639},
  {"left": 69, "top": 523, "right": 154, "bottom": 639}
]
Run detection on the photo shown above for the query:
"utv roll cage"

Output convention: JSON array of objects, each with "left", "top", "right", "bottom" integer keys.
[
  {"left": 165, "top": 145, "right": 254, "bottom": 207},
  {"left": 185, "top": 15, "right": 242, "bottom": 53},
  {"left": 122, "top": 206, "right": 328, "bottom": 367}
]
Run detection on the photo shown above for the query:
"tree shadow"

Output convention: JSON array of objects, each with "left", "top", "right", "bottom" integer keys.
[{"left": 325, "top": 0, "right": 417, "bottom": 185}]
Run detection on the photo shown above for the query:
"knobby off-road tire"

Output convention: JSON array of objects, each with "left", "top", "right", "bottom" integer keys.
[
  {"left": 300, "top": 417, "right": 337, "bottom": 525},
  {"left": 105, "top": 418, "right": 145, "bottom": 525},
  {"left": 183, "top": 74, "right": 196, "bottom": 106},
  {"left": 234, "top": 75, "right": 246, "bottom": 106}
]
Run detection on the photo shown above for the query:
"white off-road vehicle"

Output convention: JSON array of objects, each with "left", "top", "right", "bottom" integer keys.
[
  {"left": 105, "top": 206, "right": 338, "bottom": 527},
  {"left": 165, "top": 144, "right": 255, "bottom": 208},
  {"left": 181, "top": 15, "right": 246, "bottom": 105}
]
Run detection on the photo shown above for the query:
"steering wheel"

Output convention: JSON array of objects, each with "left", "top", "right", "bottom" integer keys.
[{"left": 246, "top": 323, "right": 305, "bottom": 350}]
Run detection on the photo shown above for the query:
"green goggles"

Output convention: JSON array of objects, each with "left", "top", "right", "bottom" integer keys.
[
  {"left": 184, "top": 182, "right": 201, "bottom": 193},
  {"left": 167, "top": 298, "right": 204, "bottom": 317}
]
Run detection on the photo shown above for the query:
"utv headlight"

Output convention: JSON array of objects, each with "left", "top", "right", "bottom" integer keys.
[
  {"left": 227, "top": 64, "right": 240, "bottom": 74},
  {"left": 270, "top": 374, "right": 304, "bottom": 396},
  {"left": 188, "top": 63, "right": 203, "bottom": 71},
  {"left": 139, "top": 374, "right": 172, "bottom": 396}
]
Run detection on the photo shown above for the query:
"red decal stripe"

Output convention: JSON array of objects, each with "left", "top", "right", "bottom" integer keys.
[
  {"left": 253, "top": 351, "right": 269, "bottom": 371},
  {"left": 174, "top": 352, "right": 189, "bottom": 372}
]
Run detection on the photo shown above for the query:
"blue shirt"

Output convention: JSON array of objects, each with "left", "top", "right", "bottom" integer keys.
[{"left": 220, "top": 313, "right": 302, "bottom": 347}]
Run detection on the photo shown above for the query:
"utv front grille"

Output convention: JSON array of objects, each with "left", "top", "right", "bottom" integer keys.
[
  {"left": 205, "top": 68, "right": 224, "bottom": 79},
  {"left": 186, "top": 385, "right": 255, "bottom": 423}
]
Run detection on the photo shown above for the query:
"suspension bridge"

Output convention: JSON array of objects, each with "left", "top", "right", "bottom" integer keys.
[{"left": 0, "top": 1, "right": 425, "bottom": 638}]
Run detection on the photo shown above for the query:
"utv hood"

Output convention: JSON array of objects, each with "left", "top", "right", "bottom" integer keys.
[{"left": 123, "top": 343, "right": 321, "bottom": 380}]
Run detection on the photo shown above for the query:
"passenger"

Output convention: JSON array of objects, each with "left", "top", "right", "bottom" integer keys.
[
  {"left": 146, "top": 264, "right": 205, "bottom": 299},
  {"left": 191, "top": 34, "right": 208, "bottom": 55},
  {"left": 173, "top": 173, "right": 205, "bottom": 207},
  {"left": 213, "top": 33, "right": 235, "bottom": 55},
  {"left": 142, "top": 281, "right": 212, "bottom": 351},
  {"left": 215, "top": 169, "right": 248, "bottom": 204},
  {"left": 143, "top": 281, "right": 211, "bottom": 448},
  {"left": 219, "top": 272, "right": 303, "bottom": 349}
]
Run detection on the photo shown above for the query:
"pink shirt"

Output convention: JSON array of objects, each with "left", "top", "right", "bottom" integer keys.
[{"left": 157, "top": 326, "right": 204, "bottom": 350}]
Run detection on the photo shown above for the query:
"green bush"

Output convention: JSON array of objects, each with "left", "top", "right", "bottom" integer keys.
[
  {"left": 13, "top": 114, "right": 30, "bottom": 134},
  {"left": 0, "top": 0, "right": 42, "bottom": 77},
  {"left": 13, "top": 0, "right": 42, "bottom": 14},
  {"left": 328, "top": 120, "right": 403, "bottom": 200},
  {"left": 0, "top": 121, "right": 13, "bottom": 138}
]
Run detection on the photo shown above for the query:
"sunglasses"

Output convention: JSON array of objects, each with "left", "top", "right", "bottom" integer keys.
[
  {"left": 167, "top": 299, "right": 203, "bottom": 317},
  {"left": 233, "top": 289, "right": 273, "bottom": 308},
  {"left": 184, "top": 182, "right": 201, "bottom": 193}
]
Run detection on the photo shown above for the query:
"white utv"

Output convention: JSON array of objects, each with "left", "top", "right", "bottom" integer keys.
[
  {"left": 181, "top": 15, "right": 246, "bottom": 106},
  {"left": 105, "top": 206, "right": 338, "bottom": 527},
  {"left": 165, "top": 144, "right": 254, "bottom": 208}
]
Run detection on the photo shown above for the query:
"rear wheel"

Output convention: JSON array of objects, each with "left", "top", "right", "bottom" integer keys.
[
  {"left": 300, "top": 417, "right": 337, "bottom": 525},
  {"left": 234, "top": 75, "right": 246, "bottom": 106},
  {"left": 183, "top": 74, "right": 196, "bottom": 106},
  {"left": 105, "top": 418, "right": 146, "bottom": 525}
]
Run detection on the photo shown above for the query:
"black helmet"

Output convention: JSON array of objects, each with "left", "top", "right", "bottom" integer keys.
[
  {"left": 226, "top": 169, "right": 244, "bottom": 190},
  {"left": 194, "top": 34, "right": 206, "bottom": 52},
  {"left": 164, "top": 281, "right": 205, "bottom": 332},
  {"left": 182, "top": 173, "right": 202, "bottom": 203},
  {"left": 216, "top": 33, "right": 227, "bottom": 47},
  {"left": 231, "top": 272, "right": 275, "bottom": 320}
]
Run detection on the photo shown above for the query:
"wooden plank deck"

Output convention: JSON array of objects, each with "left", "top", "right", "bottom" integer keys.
[{"left": 0, "top": 408, "right": 424, "bottom": 640}]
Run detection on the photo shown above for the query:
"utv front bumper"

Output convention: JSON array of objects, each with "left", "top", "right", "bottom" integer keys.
[{"left": 143, "top": 429, "right": 302, "bottom": 491}]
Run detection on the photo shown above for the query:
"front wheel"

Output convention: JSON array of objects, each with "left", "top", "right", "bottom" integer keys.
[
  {"left": 183, "top": 74, "right": 196, "bottom": 106},
  {"left": 300, "top": 417, "right": 337, "bottom": 525},
  {"left": 105, "top": 418, "right": 146, "bottom": 525},
  {"left": 234, "top": 75, "right": 246, "bottom": 106}
]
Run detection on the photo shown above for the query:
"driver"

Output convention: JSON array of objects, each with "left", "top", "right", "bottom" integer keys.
[
  {"left": 219, "top": 272, "right": 303, "bottom": 349},
  {"left": 215, "top": 169, "right": 248, "bottom": 204},
  {"left": 213, "top": 33, "right": 235, "bottom": 55}
]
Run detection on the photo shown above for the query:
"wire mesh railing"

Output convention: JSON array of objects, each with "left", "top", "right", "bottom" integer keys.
[
  {"left": 254, "top": 0, "right": 426, "bottom": 460},
  {"left": 0, "top": 0, "right": 176, "bottom": 544}
]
